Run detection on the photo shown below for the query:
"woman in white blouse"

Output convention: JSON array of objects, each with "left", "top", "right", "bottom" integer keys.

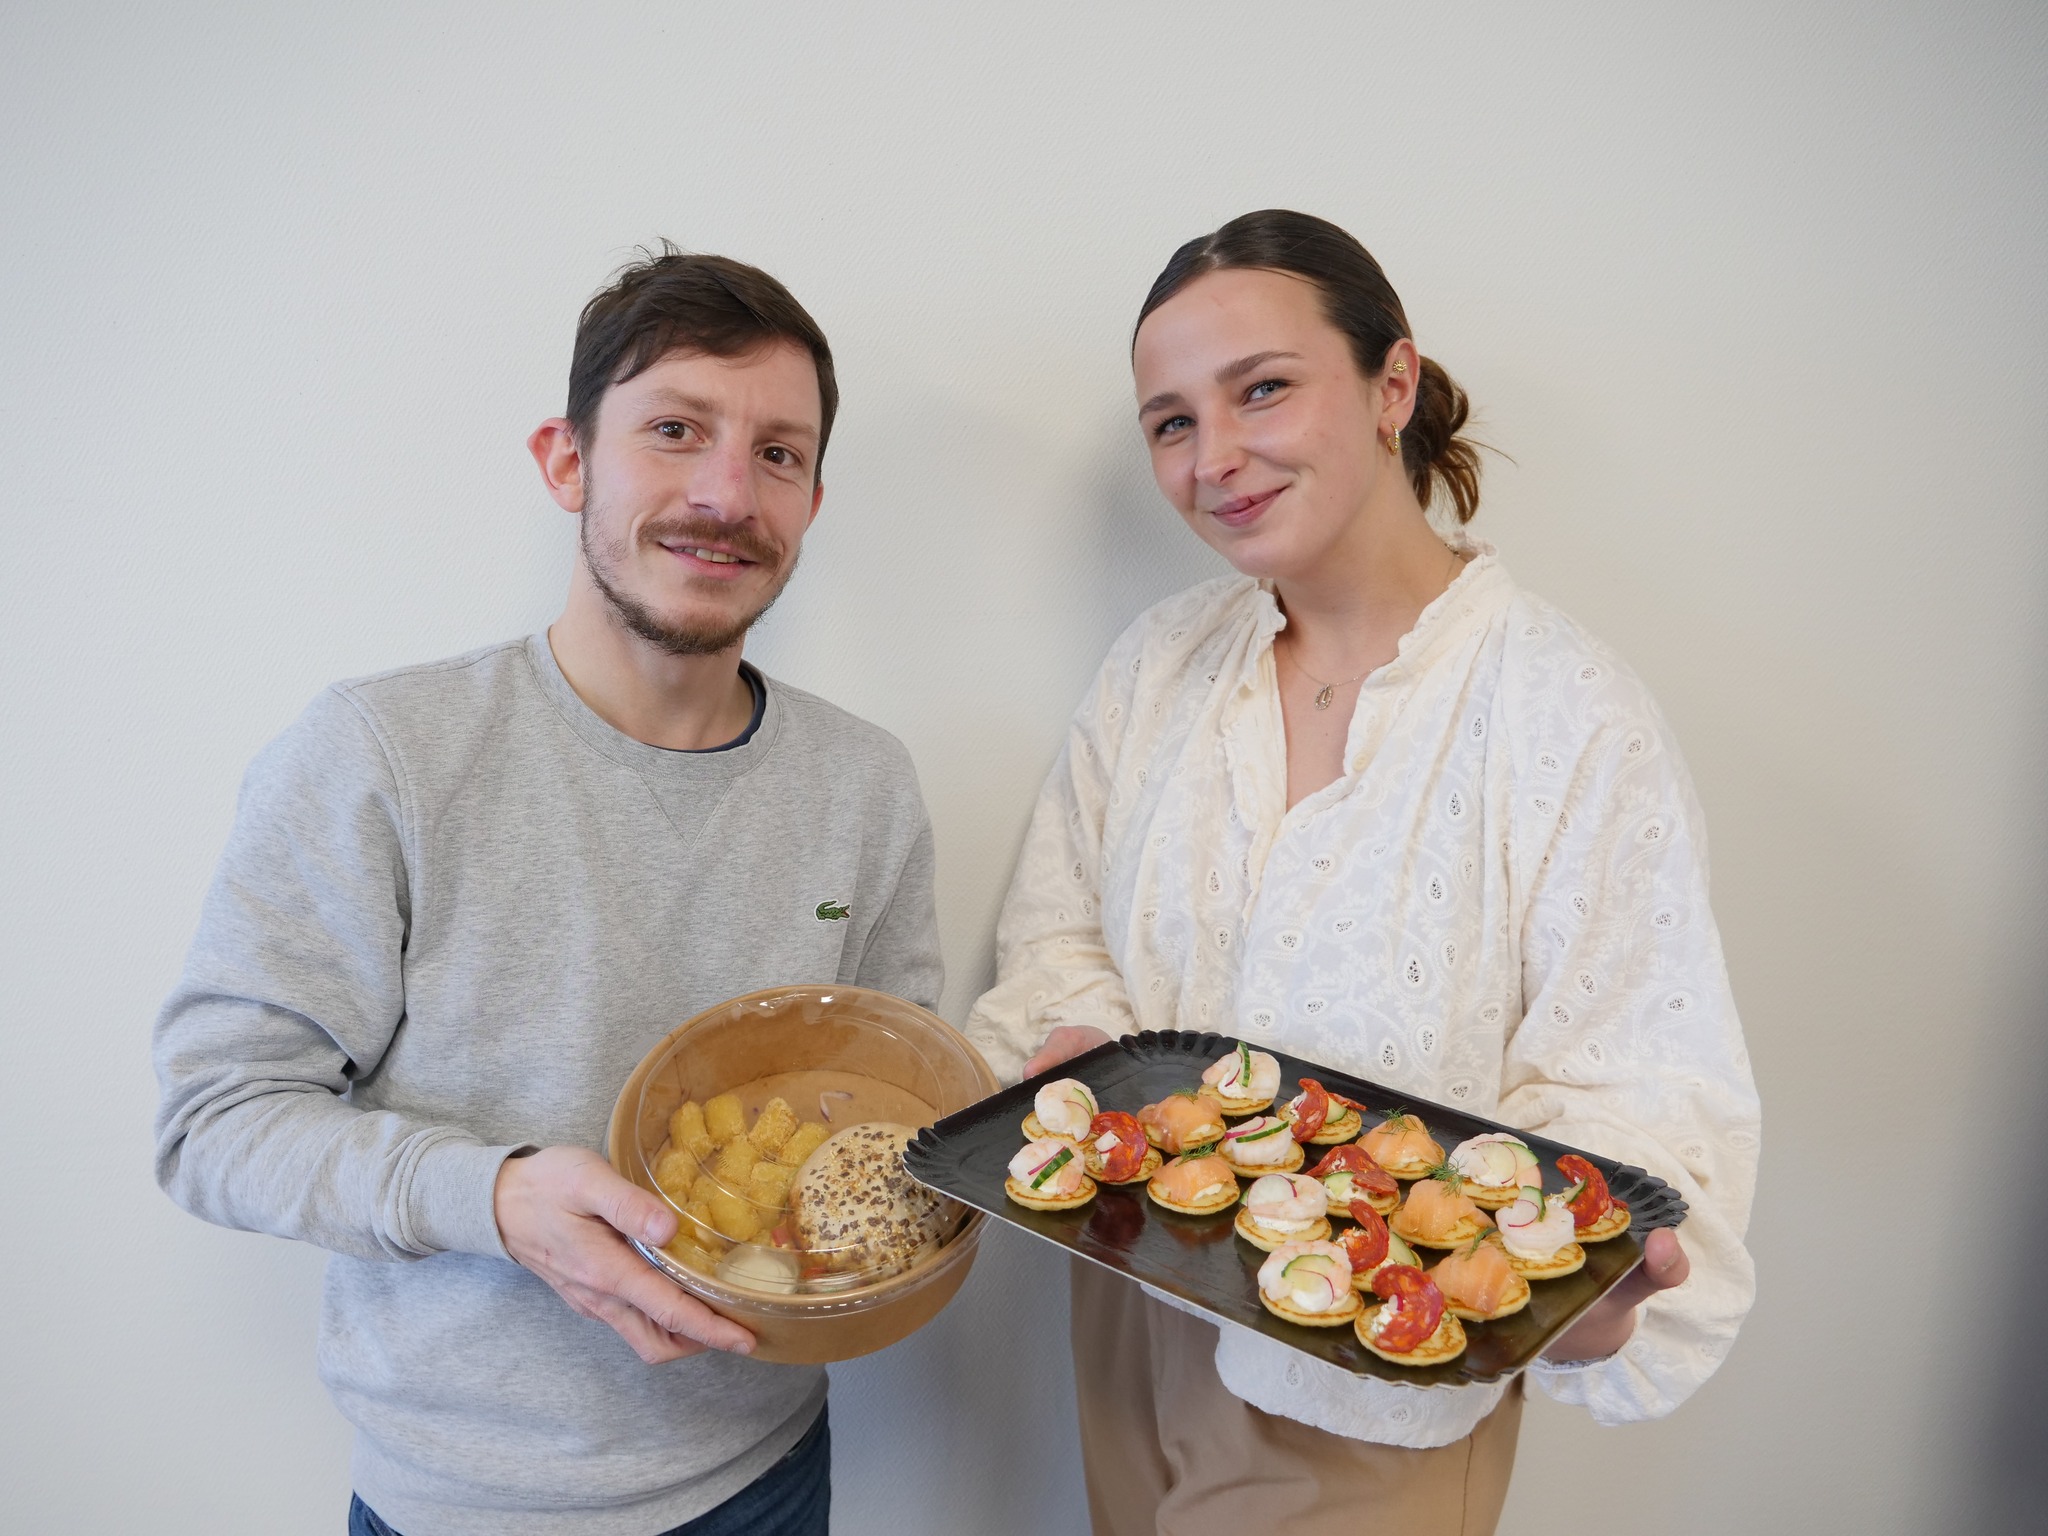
[{"left": 965, "top": 210, "right": 1759, "bottom": 1535}]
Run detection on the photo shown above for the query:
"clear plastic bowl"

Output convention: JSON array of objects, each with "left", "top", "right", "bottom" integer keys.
[{"left": 606, "top": 984, "right": 998, "bottom": 1364}]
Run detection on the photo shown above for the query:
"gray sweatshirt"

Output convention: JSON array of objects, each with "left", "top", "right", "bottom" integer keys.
[{"left": 153, "top": 635, "right": 943, "bottom": 1535}]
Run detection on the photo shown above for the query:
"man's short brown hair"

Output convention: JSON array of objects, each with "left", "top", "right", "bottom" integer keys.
[{"left": 566, "top": 243, "right": 837, "bottom": 481}]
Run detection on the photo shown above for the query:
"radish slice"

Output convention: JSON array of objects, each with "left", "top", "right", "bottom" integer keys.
[
  {"left": 1497, "top": 1187, "right": 1575, "bottom": 1260},
  {"left": 1259, "top": 1242, "right": 1353, "bottom": 1312},
  {"left": 819, "top": 1090, "right": 855, "bottom": 1122},
  {"left": 1245, "top": 1173, "right": 1328, "bottom": 1225},
  {"left": 1450, "top": 1133, "right": 1529, "bottom": 1188}
]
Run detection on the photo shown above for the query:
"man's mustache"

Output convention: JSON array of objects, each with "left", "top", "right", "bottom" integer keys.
[{"left": 639, "top": 520, "right": 783, "bottom": 566}]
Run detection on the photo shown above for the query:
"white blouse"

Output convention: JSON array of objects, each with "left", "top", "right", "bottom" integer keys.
[{"left": 966, "top": 549, "right": 1760, "bottom": 1448}]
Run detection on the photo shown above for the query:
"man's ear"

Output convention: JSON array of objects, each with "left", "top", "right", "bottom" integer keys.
[
  {"left": 527, "top": 418, "right": 586, "bottom": 513},
  {"left": 806, "top": 479, "right": 825, "bottom": 529}
]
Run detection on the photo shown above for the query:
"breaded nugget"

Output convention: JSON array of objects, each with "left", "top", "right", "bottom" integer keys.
[
  {"left": 703, "top": 1093, "right": 746, "bottom": 1146},
  {"left": 668, "top": 1101, "right": 714, "bottom": 1160},
  {"left": 749, "top": 1097, "right": 798, "bottom": 1155},
  {"left": 748, "top": 1162, "right": 795, "bottom": 1209},
  {"left": 679, "top": 1200, "right": 725, "bottom": 1256},
  {"left": 652, "top": 1145, "right": 698, "bottom": 1200},
  {"left": 708, "top": 1190, "right": 760, "bottom": 1244},
  {"left": 714, "top": 1139, "right": 760, "bottom": 1183},
  {"left": 777, "top": 1121, "right": 830, "bottom": 1169}
]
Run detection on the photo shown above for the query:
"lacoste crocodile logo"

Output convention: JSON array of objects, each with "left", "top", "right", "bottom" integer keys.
[{"left": 815, "top": 900, "right": 851, "bottom": 922}]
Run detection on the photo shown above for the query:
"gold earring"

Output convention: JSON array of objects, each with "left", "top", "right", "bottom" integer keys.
[
  {"left": 1392, "top": 361, "right": 1408, "bottom": 373},
  {"left": 1388, "top": 427, "right": 1402, "bottom": 456}
]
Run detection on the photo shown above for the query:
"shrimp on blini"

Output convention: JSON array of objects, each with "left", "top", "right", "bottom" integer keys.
[
  {"left": 1494, "top": 1186, "right": 1585, "bottom": 1280},
  {"left": 1004, "top": 1137, "right": 1097, "bottom": 1212},
  {"left": 1446, "top": 1131, "right": 1541, "bottom": 1210},
  {"left": 1256, "top": 1241, "right": 1363, "bottom": 1327},
  {"left": 1021, "top": 1078, "right": 1098, "bottom": 1143},
  {"left": 1219, "top": 1114, "right": 1305, "bottom": 1176},
  {"left": 1201, "top": 1041, "right": 1281, "bottom": 1114},
  {"left": 1235, "top": 1172, "right": 1331, "bottom": 1250}
]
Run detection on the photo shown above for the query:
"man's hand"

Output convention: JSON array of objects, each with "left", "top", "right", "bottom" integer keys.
[
  {"left": 1023, "top": 1025, "right": 1114, "bottom": 1079},
  {"left": 1541, "top": 1226, "right": 1689, "bottom": 1363},
  {"left": 494, "top": 1146, "right": 756, "bottom": 1364}
]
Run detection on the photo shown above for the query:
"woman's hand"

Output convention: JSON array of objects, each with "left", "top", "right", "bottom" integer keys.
[
  {"left": 1541, "top": 1226, "right": 1689, "bottom": 1363},
  {"left": 1023, "top": 1025, "right": 1114, "bottom": 1078},
  {"left": 494, "top": 1146, "right": 757, "bottom": 1364}
]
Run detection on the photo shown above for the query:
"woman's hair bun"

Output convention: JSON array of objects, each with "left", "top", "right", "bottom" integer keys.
[{"left": 1404, "top": 356, "right": 1482, "bottom": 525}]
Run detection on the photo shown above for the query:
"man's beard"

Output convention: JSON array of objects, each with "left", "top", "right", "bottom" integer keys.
[{"left": 579, "top": 493, "right": 798, "bottom": 657}]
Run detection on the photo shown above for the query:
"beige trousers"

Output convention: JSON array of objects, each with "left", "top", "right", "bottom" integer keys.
[{"left": 1070, "top": 1261, "right": 1523, "bottom": 1536}]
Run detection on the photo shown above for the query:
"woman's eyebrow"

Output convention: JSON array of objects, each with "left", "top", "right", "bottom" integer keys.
[
  {"left": 1141, "top": 350, "right": 1305, "bottom": 417},
  {"left": 1214, "top": 349, "right": 1301, "bottom": 384}
]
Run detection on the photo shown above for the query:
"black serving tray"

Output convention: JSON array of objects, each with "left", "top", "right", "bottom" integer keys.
[{"left": 904, "top": 1030, "right": 1686, "bottom": 1387}]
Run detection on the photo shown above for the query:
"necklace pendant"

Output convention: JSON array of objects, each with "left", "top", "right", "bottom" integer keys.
[{"left": 1313, "top": 683, "right": 1335, "bottom": 710}]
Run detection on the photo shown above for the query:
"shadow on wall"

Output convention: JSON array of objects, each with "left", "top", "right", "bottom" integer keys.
[
  {"left": 1965, "top": 950, "right": 2048, "bottom": 1521},
  {"left": 1961, "top": 613, "right": 2048, "bottom": 1533},
  {"left": 1081, "top": 416, "right": 1232, "bottom": 658},
  {"left": 1968, "top": 1009, "right": 2048, "bottom": 1529}
]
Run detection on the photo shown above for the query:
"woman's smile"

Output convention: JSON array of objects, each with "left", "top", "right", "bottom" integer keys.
[{"left": 1206, "top": 488, "right": 1283, "bottom": 527}]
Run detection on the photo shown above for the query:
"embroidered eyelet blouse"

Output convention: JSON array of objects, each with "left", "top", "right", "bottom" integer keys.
[{"left": 966, "top": 549, "right": 1760, "bottom": 1447}]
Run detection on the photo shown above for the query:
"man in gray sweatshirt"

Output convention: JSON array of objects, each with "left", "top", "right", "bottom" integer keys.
[{"left": 153, "top": 248, "right": 941, "bottom": 1535}]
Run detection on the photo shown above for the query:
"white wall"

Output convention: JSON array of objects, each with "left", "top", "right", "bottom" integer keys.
[{"left": 4, "top": 4, "right": 2043, "bottom": 1532}]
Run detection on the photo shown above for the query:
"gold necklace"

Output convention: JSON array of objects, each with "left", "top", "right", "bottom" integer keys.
[
  {"left": 1285, "top": 543, "right": 1463, "bottom": 710},
  {"left": 1292, "top": 656, "right": 1374, "bottom": 711}
]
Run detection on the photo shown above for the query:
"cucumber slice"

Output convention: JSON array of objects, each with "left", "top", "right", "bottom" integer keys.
[
  {"left": 1029, "top": 1147, "right": 1074, "bottom": 1191},
  {"left": 1231, "top": 1120, "right": 1291, "bottom": 1144}
]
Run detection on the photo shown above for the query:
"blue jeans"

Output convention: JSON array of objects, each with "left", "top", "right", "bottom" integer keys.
[{"left": 349, "top": 1405, "right": 830, "bottom": 1536}]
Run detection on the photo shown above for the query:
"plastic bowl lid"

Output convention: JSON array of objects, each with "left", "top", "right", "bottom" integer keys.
[{"left": 631, "top": 988, "right": 985, "bottom": 1299}]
